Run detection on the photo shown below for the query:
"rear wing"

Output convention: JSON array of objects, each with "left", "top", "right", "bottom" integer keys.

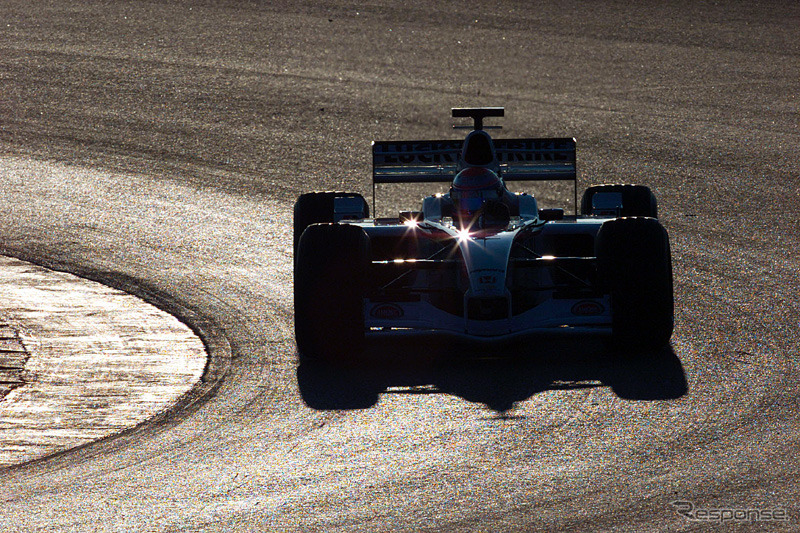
[{"left": 371, "top": 137, "right": 578, "bottom": 213}]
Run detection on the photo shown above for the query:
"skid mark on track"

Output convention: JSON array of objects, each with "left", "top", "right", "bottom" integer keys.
[{"left": 0, "top": 324, "right": 29, "bottom": 402}]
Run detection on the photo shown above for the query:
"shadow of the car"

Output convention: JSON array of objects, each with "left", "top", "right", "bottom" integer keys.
[{"left": 296, "top": 336, "right": 687, "bottom": 412}]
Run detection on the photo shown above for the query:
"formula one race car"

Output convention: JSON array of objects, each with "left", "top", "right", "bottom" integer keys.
[{"left": 294, "top": 108, "right": 673, "bottom": 362}]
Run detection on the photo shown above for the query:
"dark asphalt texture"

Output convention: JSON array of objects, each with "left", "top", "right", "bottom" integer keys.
[{"left": 1, "top": 1, "right": 799, "bottom": 530}]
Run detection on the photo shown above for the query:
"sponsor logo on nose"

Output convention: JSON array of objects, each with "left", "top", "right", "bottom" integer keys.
[
  {"left": 571, "top": 300, "right": 604, "bottom": 316},
  {"left": 370, "top": 303, "right": 404, "bottom": 319}
]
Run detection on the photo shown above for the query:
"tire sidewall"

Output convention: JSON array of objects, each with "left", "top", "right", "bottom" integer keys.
[
  {"left": 294, "top": 223, "right": 370, "bottom": 363},
  {"left": 596, "top": 217, "right": 674, "bottom": 352}
]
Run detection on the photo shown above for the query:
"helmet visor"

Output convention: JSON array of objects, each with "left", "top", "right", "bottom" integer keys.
[
  {"left": 458, "top": 195, "right": 483, "bottom": 214},
  {"left": 451, "top": 187, "right": 501, "bottom": 214}
]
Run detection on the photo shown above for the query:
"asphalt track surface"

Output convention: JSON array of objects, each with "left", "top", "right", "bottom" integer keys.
[{"left": 1, "top": 1, "right": 799, "bottom": 530}]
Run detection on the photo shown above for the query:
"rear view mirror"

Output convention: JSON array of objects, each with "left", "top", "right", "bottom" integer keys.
[
  {"left": 591, "top": 192, "right": 623, "bottom": 216},
  {"left": 538, "top": 208, "right": 564, "bottom": 221}
]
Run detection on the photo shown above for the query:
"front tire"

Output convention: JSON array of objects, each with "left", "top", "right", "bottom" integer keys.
[
  {"left": 294, "top": 223, "right": 370, "bottom": 363},
  {"left": 596, "top": 217, "right": 673, "bottom": 352}
]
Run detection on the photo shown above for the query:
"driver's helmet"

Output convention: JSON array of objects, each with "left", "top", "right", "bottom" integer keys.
[{"left": 450, "top": 167, "right": 503, "bottom": 218}]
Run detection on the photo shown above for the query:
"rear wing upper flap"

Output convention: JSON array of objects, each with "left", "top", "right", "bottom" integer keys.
[{"left": 372, "top": 138, "right": 576, "bottom": 184}]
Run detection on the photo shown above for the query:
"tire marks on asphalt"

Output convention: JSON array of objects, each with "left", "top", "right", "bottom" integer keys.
[{"left": 0, "top": 323, "right": 28, "bottom": 401}]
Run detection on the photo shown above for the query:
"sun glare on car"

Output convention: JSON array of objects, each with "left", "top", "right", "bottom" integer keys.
[{"left": 456, "top": 228, "right": 472, "bottom": 242}]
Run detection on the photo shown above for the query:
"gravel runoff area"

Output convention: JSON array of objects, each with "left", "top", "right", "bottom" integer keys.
[{"left": 0, "top": 254, "right": 206, "bottom": 467}]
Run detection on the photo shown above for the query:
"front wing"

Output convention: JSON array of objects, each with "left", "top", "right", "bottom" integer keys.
[{"left": 364, "top": 292, "right": 612, "bottom": 340}]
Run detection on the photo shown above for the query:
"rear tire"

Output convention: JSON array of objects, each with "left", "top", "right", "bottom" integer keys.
[
  {"left": 294, "top": 223, "right": 370, "bottom": 363},
  {"left": 596, "top": 217, "right": 673, "bottom": 352},
  {"left": 581, "top": 184, "right": 658, "bottom": 218}
]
